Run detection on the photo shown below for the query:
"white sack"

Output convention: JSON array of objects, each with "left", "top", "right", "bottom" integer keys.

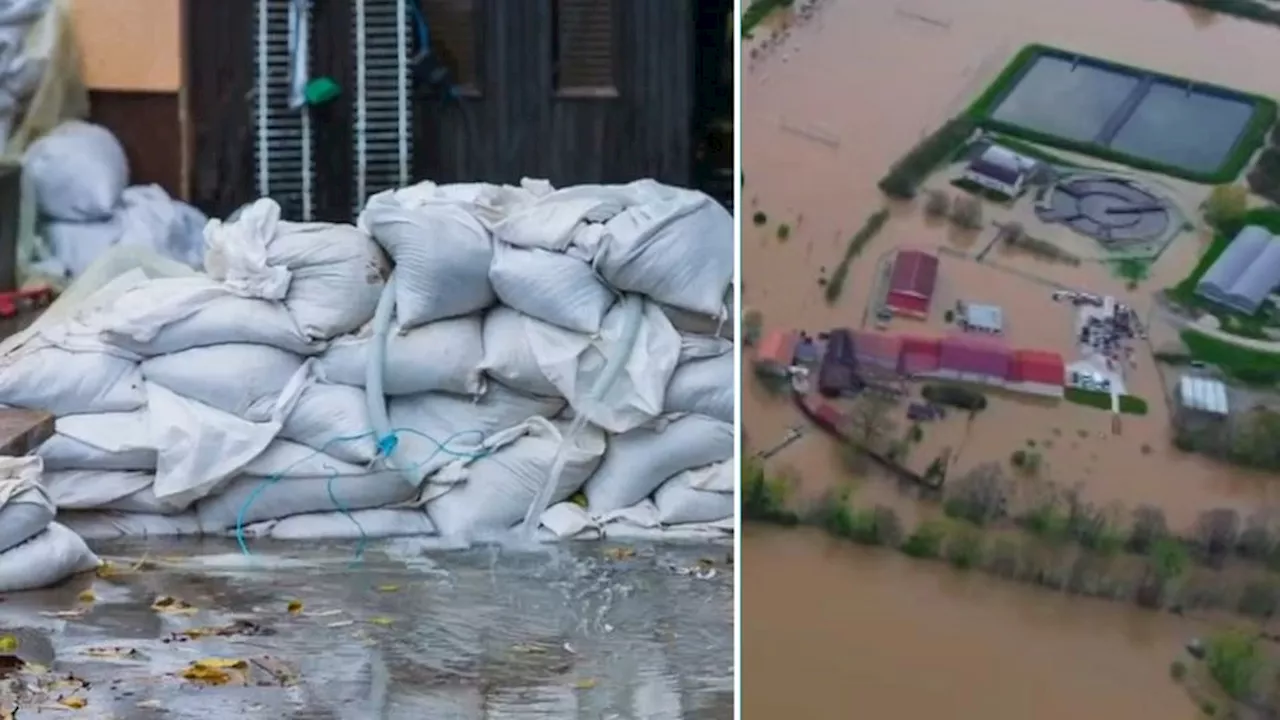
[
  {"left": 100, "top": 276, "right": 323, "bottom": 356},
  {"left": 237, "top": 508, "right": 436, "bottom": 541},
  {"left": 652, "top": 466, "right": 734, "bottom": 525},
  {"left": 280, "top": 382, "right": 379, "bottom": 464},
  {"left": 316, "top": 315, "right": 485, "bottom": 396},
  {"left": 37, "top": 411, "right": 155, "bottom": 470},
  {"left": 23, "top": 120, "right": 128, "bottom": 221},
  {"left": 0, "top": 457, "right": 54, "bottom": 553},
  {"left": 489, "top": 242, "right": 615, "bottom": 333},
  {"left": 387, "top": 382, "right": 565, "bottom": 481},
  {"left": 425, "top": 417, "right": 606, "bottom": 538},
  {"left": 592, "top": 182, "right": 733, "bottom": 317},
  {"left": 583, "top": 414, "right": 735, "bottom": 513},
  {"left": 357, "top": 186, "right": 495, "bottom": 327},
  {"left": 59, "top": 511, "right": 202, "bottom": 541},
  {"left": 664, "top": 351, "right": 734, "bottom": 424},
  {"left": 147, "top": 377, "right": 305, "bottom": 509},
  {"left": 490, "top": 181, "right": 629, "bottom": 251},
  {"left": 0, "top": 336, "right": 144, "bottom": 414},
  {"left": 538, "top": 500, "right": 731, "bottom": 542},
  {"left": 0, "top": 523, "right": 101, "bottom": 592},
  {"left": 40, "top": 469, "right": 154, "bottom": 510},
  {"left": 480, "top": 298, "right": 681, "bottom": 433},
  {"left": 204, "top": 198, "right": 387, "bottom": 339},
  {"left": 41, "top": 218, "right": 119, "bottom": 278},
  {"left": 537, "top": 502, "right": 603, "bottom": 542},
  {"left": 197, "top": 470, "right": 417, "bottom": 531},
  {"left": 141, "top": 344, "right": 304, "bottom": 421}
]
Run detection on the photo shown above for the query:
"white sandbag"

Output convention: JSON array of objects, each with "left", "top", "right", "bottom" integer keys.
[
  {"left": 147, "top": 378, "right": 305, "bottom": 508},
  {"left": 38, "top": 411, "right": 155, "bottom": 470},
  {"left": 480, "top": 297, "right": 681, "bottom": 432},
  {"left": 102, "top": 486, "right": 184, "bottom": 514},
  {"left": 425, "top": 417, "right": 606, "bottom": 537},
  {"left": 41, "top": 217, "right": 119, "bottom": 278},
  {"left": 142, "top": 344, "right": 304, "bottom": 421},
  {"left": 583, "top": 414, "right": 734, "bottom": 513},
  {"left": 652, "top": 468, "right": 734, "bottom": 525},
  {"left": 490, "top": 181, "right": 629, "bottom": 251},
  {"left": 238, "top": 508, "right": 436, "bottom": 541},
  {"left": 0, "top": 523, "right": 101, "bottom": 592},
  {"left": 357, "top": 187, "right": 495, "bottom": 326},
  {"left": 387, "top": 382, "right": 565, "bottom": 481},
  {"left": 23, "top": 120, "right": 128, "bottom": 221},
  {"left": 591, "top": 182, "right": 733, "bottom": 317},
  {"left": 664, "top": 351, "right": 733, "bottom": 423},
  {"left": 100, "top": 276, "right": 323, "bottom": 356},
  {"left": 315, "top": 315, "right": 485, "bottom": 396},
  {"left": 59, "top": 511, "right": 202, "bottom": 541},
  {"left": 537, "top": 501, "right": 603, "bottom": 542},
  {"left": 0, "top": 336, "right": 144, "bottom": 415},
  {"left": 197, "top": 470, "right": 417, "bottom": 531},
  {"left": 489, "top": 242, "right": 615, "bottom": 333},
  {"left": 661, "top": 299, "right": 735, "bottom": 340},
  {"left": 280, "top": 382, "right": 379, "bottom": 464},
  {"left": 0, "top": 457, "right": 54, "bottom": 553},
  {"left": 204, "top": 198, "right": 388, "bottom": 339},
  {"left": 40, "top": 469, "right": 154, "bottom": 510}
]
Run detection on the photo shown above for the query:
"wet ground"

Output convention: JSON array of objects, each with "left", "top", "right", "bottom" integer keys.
[{"left": 0, "top": 537, "right": 734, "bottom": 719}]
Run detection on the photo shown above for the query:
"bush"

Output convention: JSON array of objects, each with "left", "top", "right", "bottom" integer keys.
[
  {"left": 1205, "top": 630, "right": 1263, "bottom": 701},
  {"left": 923, "top": 189, "right": 951, "bottom": 218},
  {"left": 922, "top": 384, "right": 987, "bottom": 411},
  {"left": 777, "top": 224, "right": 791, "bottom": 241},
  {"left": 1237, "top": 514, "right": 1274, "bottom": 561},
  {"left": 1009, "top": 449, "right": 1042, "bottom": 475},
  {"left": 950, "top": 196, "right": 984, "bottom": 230},
  {"left": 1127, "top": 505, "right": 1169, "bottom": 554},
  {"left": 1170, "top": 660, "right": 1187, "bottom": 682},
  {"left": 943, "top": 309, "right": 955, "bottom": 323},
  {"left": 945, "top": 525, "right": 985, "bottom": 569},
  {"left": 943, "top": 463, "right": 1010, "bottom": 526},
  {"left": 742, "top": 458, "right": 799, "bottom": 524},
  {"left": 1204, "top": 184, "right": 1250, "bottom": 230},
  {"left": 752, "top": 211, "right": 767, "bottom": 226},
  {"left": 1195, "top": 509, "right": 1242, "bottom": 566},
  {"left": 901, "top": 520, "right": 948, "bottom": 559}
]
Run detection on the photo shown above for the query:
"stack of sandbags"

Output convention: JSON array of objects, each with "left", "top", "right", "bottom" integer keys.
[
  {"left": 24, "top": 120, "right": 208, "bottom": 279},
  {"left": 0, "top": 456, "right": 100, "bottom": 591},
  {"left": 0, "top": 0, "right": 50, "bottom": 152}
]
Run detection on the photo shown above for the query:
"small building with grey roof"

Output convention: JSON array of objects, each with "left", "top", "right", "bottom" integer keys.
[{"left": 1196, "top": 225, "right": 1280, "bottom": 315}]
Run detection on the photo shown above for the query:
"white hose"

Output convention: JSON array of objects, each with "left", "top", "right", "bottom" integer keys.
[{"left": 366, "top": 272, "right": 416, "bottom": 485}]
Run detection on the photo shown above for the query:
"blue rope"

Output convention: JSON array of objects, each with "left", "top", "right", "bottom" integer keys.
[{"left": 233, "top": 427, "right": 492, "bottom": 560}]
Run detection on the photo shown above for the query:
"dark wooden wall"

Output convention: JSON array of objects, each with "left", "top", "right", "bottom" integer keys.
[{"left": 88, "top": 92, "right": 184, "bottom": 201}]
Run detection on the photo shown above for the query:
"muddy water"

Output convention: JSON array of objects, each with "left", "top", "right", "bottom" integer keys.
[
  {"left": 743, "top": 0, "right": 1280, "bottom": 527},
  {"left": 742, "top": 528, "right": 1205, "bottom": 720}
]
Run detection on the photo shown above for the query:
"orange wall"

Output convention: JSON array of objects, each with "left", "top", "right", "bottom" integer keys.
[{"left": 71, "top": 0, "right": 183, "bottom": 92}]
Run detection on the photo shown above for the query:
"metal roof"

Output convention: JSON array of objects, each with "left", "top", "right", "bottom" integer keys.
[
  {"left": 962, "top": 303, "right": 1004, "bottom": 331},
  {"left": 1196, "top": 225, "right": 1280, "bottom": 314},
  {"left": 1178, "top": 375, "right": 1229, "bottom": 416}
]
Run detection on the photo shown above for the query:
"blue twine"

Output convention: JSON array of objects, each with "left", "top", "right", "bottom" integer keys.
[{"left": 233, "top": 427, "right": 492, "bottom": 560}]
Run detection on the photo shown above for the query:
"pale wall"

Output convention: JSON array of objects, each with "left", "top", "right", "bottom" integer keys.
[{"left": 70, "top": 0, "right": 183, "bottom": 92}]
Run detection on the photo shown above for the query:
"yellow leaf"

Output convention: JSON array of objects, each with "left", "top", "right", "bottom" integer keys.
[
  {"left": 58, "top": 696, "right": 87, "bottom": 709},
  {"left": 570, "top": 492, "right": 588, "bottom": 508},
  {"left": 197, "top": 658, "right": 248, "bottom": 669},
  {"left": 603, "top": 547, "right": 635, "bottom": 561},
  {"left": 78, "top": 589, "right": 96, "bottom": 603},
  {"left": 287, "top": 600, "right": 303, "bottom": 615},
  {"left": 150, "top": 596, "right": 197, "bottom": 615},
  {"left": 179, "top": 658, "right": 249, "bottom": 686},
  {"left": 574, "top": 678, "right": 597, "bottom": 690},
  {"left": 376, "top": 584, "right": 400, "bottom": 593},
  {"left": 367, "top": 617, "right": 394, "bottom": 626},
  {"left": 95, "top": 562, "right": 117, "bottom": 578},
  {"left": 0, "top": 635, "right": 17, "bottom": 654}
]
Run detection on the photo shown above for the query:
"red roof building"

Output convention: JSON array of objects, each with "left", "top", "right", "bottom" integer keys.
[
  {"left": 1008, "top": 349, "right": 1066, "bottom": 394},
  {"left": 898, "top": 335, "right": 941, "bottom": 375},
  {"left": 938, "top": 335, "right": 1012, "bottom": 379},
  {"left": 885, "top": 250, "right": 940, "bottom": 318},
  {"left": 851, "top": 330, "right": 903, "bottom": 374},
  {"left": 755, "top": 330, "right": 798, "bottom": 375}
]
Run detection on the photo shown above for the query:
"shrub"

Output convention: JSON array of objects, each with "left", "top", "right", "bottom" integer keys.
[
  {"left": 945, "top": 525, "right": 985, "bottom": 569},
  {"left": 1205, "top": 630, "right": 1263, "bottom": 701},
  {"left": 752, "top": 211, "right": 767, "bottom": 226},
  {"left": 1170, "top": 660, "right": 1187, "bottom": 682},
  {"left": 922, "top": 384, "right": 987, "bottom": 411},
  {"left": 777, "top": 224, "right": 791, "bottom": 241},
  {"left": 901, "top": 520, "right": 948, "bottom": 559},
  {"left": 908, "top": 424, "right": 924, "bottom": 443},
  {"left": 942, "top": 462, "right": 1010, "bottom": 526},
  {"left": 1204, "top": 184, "right": 1250, "bottom": 230},
  {"left": 1195, "top": 508, "right": 1242, "bottom": 567},
  {"left": 742, "top": 458, "right": 799, "bottom": 524},
  {"left": 950, "top": 196, "right": 984, "bottom": 230},
  {"left": 923, "top": 189, "right": 951, "bottom": 218},
  {"left": 1237, "top": 514, "right": 1274, "bottom": 561},
  {"left": 943, "top": 309, "right": 955, "bottom": 323},
  {"left": 1127, "top": 505, "right": 1169, "bottom": 555},
  {"left": 1237, "top": 580, "right": 1280, "bottom": 619}
]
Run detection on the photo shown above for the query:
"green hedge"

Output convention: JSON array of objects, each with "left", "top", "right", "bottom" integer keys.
[
  {"left": 742, "top": 0, "right": 792, "bottom": 37},
  {"left": 1063, "top": 387, "right": 1149, "bottom": 415},
  {"left": 1180, "top": 329, "right": 1280, "bottom": 386},
  {"left": 922, "top": 384, "right": 988, "bottom": 411},
  {"left": 968, "top": 44, "right": 1278, "bottom": 185}
]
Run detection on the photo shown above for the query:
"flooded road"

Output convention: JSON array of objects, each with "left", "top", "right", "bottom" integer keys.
[
  {"left": 0, "top": 538, "right": 733, "bottom": 719},
  {"left": 743, "top": 0, "right": 1280, "bottom": 526},
  {"left": 742, "top": 528, "right": 1203, "bottom": 720}
]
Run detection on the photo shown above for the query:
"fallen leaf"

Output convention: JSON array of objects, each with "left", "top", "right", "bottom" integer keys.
[
  {"left": 150, "top": 596, "right": 197, "bottom": 615},
  {"left": 569, "top": 492, "right": 588, "bottom": 508},
  {"left": 58, "top": 696, "right": 87, "bottom": 709},
  {"left": 376, "top": 584, "right": 400, "bottom": 593},
  {"left": 603, "top": 547, "right": 635, "bottom": 561},
  {"left": 574, "top": 678, "right": 597, "bottom": 690},
  {"left": 286, "top": 600, "right": 303, "bottom": 615},
  {"left": 0, "top": 635, "right": 16, "bottom": 654},
  {"left": 77, "top": 590, "right": 96, "bottom": 603},
  {"left": 366, "top": 617, "right": 394, "bottom": 627},
  {"left": 697, "top": 557, "right": 715, "bottom": 568},
  {"left": 94, "top": 562, "right": 118, "bottom": 579},
  {"left": 179, "top": 658, "right": 249, "bottom": 686}
]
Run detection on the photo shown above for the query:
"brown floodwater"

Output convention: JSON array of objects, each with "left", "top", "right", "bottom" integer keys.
[
  {"left": 742, "top": 528, "right": 1207, "bottom": 720},
  {"left": 743, "top": 0, "right": 1280, "bottom": 528}
]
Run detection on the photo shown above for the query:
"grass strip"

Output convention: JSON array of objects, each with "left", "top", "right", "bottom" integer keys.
[
  {"left": 825, "top": 208, "right": 890, "bottom": 303},
  {"left": 1180, "top": 329, "right": 1280, "bottom": 386},
  {"left": 741, "top": 0, "right": 792, "bottom": 37},
  {"left": 1063, "top": 387, "right": 1149, "bottom": 415}
]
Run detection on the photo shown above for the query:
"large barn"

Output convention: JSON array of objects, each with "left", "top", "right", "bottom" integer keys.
[
  {"left": 1195, "top": 225, "right": 1280, "bottom": 315},
  {"left": 885, "top": 250, "right": 939, "bottom": 319}
]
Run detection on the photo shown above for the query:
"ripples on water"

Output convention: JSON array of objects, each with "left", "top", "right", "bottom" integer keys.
[{"left": 1, "top": 537, "right": 734, "bottom": 719}]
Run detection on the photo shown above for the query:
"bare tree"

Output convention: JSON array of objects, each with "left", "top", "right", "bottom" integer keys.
[
  {"left": 1128, "top": 504, "right": 1169, "bottom": 555},
  {"left": 1194, "top": 508, "right": 1242, "bottom": 567},
  {"left": 844, "top": 392, "right": 898, "bottom": 453},
  {"left": 944, "top": 462, "right": 1012, "bottom": 526}
]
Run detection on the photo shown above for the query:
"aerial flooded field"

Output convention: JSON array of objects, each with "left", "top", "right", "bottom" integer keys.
[{"left": 743, "top": 0, "right": 1280, "bottom": 716}]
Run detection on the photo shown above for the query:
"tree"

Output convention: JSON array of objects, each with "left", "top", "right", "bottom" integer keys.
[
  {"left": 943, "top": 462, "right": 1011, "bottom": 526},
  {"left": 923, "top": 189, "right": 951, "bottom": 218},
  {"left": 1205, "top": 630, "right": 1263, "bottom": 701},
  {"left": 1203, "top": 184, "right": 1249, "bottom": 230},
  {"left": 1195, "top": 508, "right": 1242, "bottom": 567},
  {"left": 845, "top": 392, "right": 898, "bottom": 453},
  {"left": 743, "top": 308, "right": 764, "bottom": 347},
  {"left": 1238, "top": 512, "right": 1276, "bottom": 561},
  {"left": 1127, "top": 505, "right": 1169, "bottom": 554},
  {"left": 951, "top": 196, "right": 984, "bottom": 230}
]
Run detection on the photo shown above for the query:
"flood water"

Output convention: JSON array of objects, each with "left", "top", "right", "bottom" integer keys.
[
  {"left": 744, "top": 0, "right": 1280, "bottom": 716},
  {"left": 743, "top": 528, "right": 1203, "bottom": 720},
  {"left": 0, "top": 538, "right": 733, "bottom": 719}
]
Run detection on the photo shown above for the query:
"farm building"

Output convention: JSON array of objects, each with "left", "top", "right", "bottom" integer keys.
[
  {"left": 754, "top": 329, "right": 798, "bottom": 377},
  {"left": 885, "top": 250, "right": 939, "bottom": 318},
  {"left": 931, "top": 335, "right": 1013, "bottom": 384},
  {"left": 898, "top": 335, "right": 942, "bottom": 375},
  {"left": 959, "top": 302, "right": 1004, "bottom": 334},
  {"left": 1195, "top": 225, "right": 1280, "bottom": 315},
  {"left": 962, "top": 144, "right": 1035, "bottom": 199},
  {"left": 1007, "top": 350, "right": 1066, "bottom": 397},
  {"left": 818, "top": 329, "right": 859, "bottom": 397},
  {"left": 1178, "top": 375, "right": 1229, "bottom": 417},
  {"left": 850, "top": 330, "right": 903, "bottom": 375}
]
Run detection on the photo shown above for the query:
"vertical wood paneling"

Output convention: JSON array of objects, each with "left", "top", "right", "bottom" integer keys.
[{"left": 310, "top": 0, "right": 354, "bottom": 222}]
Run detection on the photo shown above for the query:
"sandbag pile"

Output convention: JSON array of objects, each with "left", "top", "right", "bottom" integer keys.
[
  {"left": 0, "top": 456, "right": 100, "bottom": 592},
  {"left": 24, "top": 120, "right": 208, "bottom": 279},
  {"left": 0, "top": 178, "right": 735, "bottom": 553}
]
